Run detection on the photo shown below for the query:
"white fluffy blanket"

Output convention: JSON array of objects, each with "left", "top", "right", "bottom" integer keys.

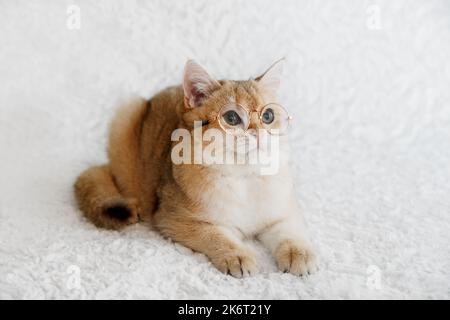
[{"left": 0, "top": 0, "right": 449, "bottom": 299}]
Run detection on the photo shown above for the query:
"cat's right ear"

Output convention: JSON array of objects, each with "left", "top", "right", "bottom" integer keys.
[
  {"left": 183, "top": 60, "right": 220, "bottom": 108},
  {"left": 255, "top": 58, "right": 285, "bottom": 99}
]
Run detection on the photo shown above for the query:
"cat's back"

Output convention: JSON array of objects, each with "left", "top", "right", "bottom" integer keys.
[
  {"left": 139, "top": 85, "right": 184, "bottom": 168},
  {"left": 108, "top": 85, "right": 184, "bottom": 218}
]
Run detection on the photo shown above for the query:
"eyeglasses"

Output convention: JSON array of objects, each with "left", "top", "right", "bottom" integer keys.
[{"left": 215, "top": 103, "right": 292, "bottom": 135}]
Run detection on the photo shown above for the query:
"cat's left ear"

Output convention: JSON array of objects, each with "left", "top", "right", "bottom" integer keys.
[
  {"left": 255, "top": 58, "right": 285, "bottom": 98},
  {"left": 183, "top": 60, "right": 220, "bottom": 108}
]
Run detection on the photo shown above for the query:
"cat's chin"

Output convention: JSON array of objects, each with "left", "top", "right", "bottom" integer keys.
[
  {"left": 201, "top": 148, "right": 281, "bottom": 176},
  {"left": 207, "top": 162, "right": 267, "bottom": 177}
]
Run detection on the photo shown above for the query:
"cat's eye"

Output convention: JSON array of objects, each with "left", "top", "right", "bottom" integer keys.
[
  {"left": 259, "top": 104, "right": 291, "bottom": 135},
  {"left": 222, "top": 110, "right": 242, "bottom": 126},
  {"left": 261, "top": 108, "right": 274, "bottom": 124},
  {"left": 218, "top": 104, "right": 249, "bottom": 133}
]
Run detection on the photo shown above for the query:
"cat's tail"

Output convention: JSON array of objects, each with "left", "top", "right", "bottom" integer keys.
[{"left": 74, "top": 164, "right": 140, "bottom": 230}]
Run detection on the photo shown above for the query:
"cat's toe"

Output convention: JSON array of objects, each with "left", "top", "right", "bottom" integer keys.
[
  {"left": 275, "top": 240, "right": 317, "bottom": 277},
  {"left": 213, "top": 250, "right": 258, "bottom": 278}
]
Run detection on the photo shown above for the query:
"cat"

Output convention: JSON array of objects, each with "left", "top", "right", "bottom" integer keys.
[{"left": 74, "top": 59, "right": 317, "bottom": 277}]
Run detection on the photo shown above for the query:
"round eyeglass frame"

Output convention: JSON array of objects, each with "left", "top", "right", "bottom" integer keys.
[{"left": 215, "top": 102, "right": 293, "bottom": 135}]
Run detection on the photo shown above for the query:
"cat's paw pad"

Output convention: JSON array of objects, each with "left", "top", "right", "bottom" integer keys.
[
  {"left": 275, "top": 240, "right": 317, "bottom": 276},
  {"left": 212, "top": 249, "right": 258, "bottom": 278}
]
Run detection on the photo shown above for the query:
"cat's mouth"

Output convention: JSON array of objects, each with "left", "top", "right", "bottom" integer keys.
[{"left": 234, "top": 133, "right": 269, "bottom": 154}]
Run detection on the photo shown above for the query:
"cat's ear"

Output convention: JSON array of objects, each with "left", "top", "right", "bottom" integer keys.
[
  {"left": 255, "top": 58, "right": 285, "bottom": 98},
  {"left": 183, "top": 60, "right": 220, "bottom": 108}
]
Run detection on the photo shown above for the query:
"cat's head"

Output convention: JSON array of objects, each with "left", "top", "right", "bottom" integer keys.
[{"left": 178, "top": 59, "right": 290, "bottom": 173}]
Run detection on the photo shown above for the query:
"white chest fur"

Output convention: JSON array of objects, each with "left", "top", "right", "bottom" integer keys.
[{"left": 204, "top": 168, "right": 294, "bottom": 236}]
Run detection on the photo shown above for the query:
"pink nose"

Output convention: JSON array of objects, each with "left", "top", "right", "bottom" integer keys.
[
  {"left": 247, "top": 128, "right": 258, "bottom": 137},
  {"left": 246, "top": 128, "right": 259, "bottom": 148}
]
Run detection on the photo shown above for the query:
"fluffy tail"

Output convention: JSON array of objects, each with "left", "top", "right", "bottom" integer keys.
[
  {"left": 74, "top": 165, "right": 140, "bottom": 230},
  {"left": 74, "top": 97, "right": 149, "bottom": 229}
]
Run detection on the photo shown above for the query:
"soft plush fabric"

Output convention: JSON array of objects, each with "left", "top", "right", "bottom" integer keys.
[{"left": 0, "top": 0, "right": 449, "bottom": 299}]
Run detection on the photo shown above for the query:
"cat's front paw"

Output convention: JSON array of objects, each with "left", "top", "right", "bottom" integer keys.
[
  {"left": 275, "top": 240, "right": 318, "bottom": 276},
  {"left": 212, "top": 248, "right": 258, "bottom": 278}
]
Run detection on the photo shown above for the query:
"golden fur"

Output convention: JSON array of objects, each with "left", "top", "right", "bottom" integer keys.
[{"left": 74, "top": 60, "right": 317, "bottom": 277}]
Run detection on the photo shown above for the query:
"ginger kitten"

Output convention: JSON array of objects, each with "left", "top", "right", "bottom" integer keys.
[{"left": 74, "top": 59, "right": 317, "bottom": 277}]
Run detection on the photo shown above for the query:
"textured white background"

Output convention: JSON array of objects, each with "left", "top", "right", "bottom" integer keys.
[{"left": 1, "top": 0, "right": 449, "bottom": 299}]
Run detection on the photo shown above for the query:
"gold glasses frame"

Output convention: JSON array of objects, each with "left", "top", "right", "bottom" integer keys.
[{"left": 215, "top": 102, "right": 293, "bottom": 136}]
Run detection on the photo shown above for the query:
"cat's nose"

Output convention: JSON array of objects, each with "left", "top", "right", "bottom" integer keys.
[
  {"left": 247, "top": 128, "right": 258, "bottom": 137},
  {"left": 246, "top": 128, "right": 259, "bottom": 148}
]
